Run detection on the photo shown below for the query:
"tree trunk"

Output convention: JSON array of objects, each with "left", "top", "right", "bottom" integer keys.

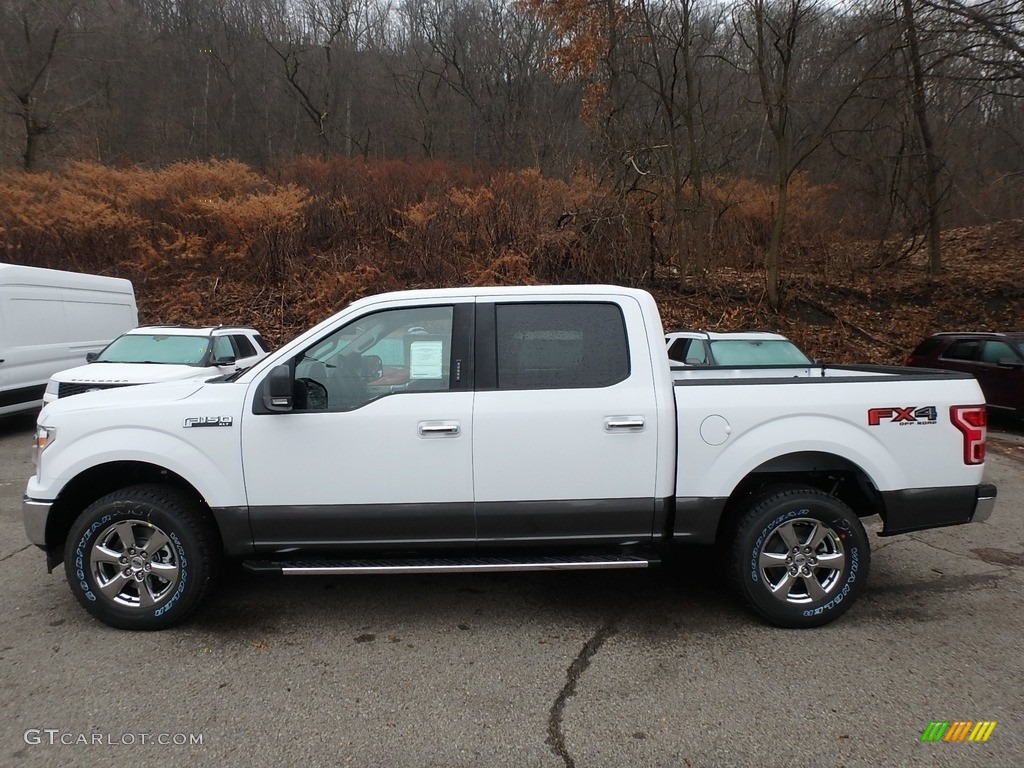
[{"left": 901, "top": 0, "right": 943, "bottom": 275}]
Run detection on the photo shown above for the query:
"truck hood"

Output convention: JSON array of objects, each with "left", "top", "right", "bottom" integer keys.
[
  {"left": 53, "top": 362, "right": 217, "bottom": 384},
  {"left": 39, "top": 380, "right": 206, "bottom": 419}
]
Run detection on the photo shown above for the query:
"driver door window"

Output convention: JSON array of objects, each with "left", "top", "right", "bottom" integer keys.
[{"left": 293, "top": 306, "right": 455, "bottom": 411}]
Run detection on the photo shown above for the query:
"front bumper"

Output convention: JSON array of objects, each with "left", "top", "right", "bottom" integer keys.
[{"left": 22, "top": 496, "right": 52, "bottom": 547}]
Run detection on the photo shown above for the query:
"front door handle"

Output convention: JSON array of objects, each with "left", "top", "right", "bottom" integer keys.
[
  {"left": 419, "top": 421, "right": 461, "bottom": 437},
  {"left": 604, "top": 417, "right": 645, "bottom": 432}
]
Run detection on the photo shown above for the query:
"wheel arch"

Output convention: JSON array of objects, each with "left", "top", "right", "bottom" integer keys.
[
  {"left": 715, "top": 450, "right": 883, "bottom": 545},
  {"left": 44, "top": 462, "right": 221, "bottom": 571}
]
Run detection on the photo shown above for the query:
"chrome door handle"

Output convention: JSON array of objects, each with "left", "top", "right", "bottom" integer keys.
[
  {"left": 419, "top": 421, "right": 461, "bottom": 436},
  {"left": 604, "top": 417, "right": 645, "bottom": 432}
]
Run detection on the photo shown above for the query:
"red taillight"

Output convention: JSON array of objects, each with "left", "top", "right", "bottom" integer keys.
[{"left": 950, "top": 405, "right": 987, "bottom": 465}]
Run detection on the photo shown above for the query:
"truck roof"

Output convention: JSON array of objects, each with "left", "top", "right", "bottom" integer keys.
[{"left": 351, "top": 284, "right": 652, "bottom": 302}]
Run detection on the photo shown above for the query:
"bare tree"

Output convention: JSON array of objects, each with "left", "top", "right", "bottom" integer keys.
[
  {"left": 0, "top": 0, "right": 95, "bottom": 170},
  {"left": 898, "top": 0, "right": 944, "bottom": 274}
]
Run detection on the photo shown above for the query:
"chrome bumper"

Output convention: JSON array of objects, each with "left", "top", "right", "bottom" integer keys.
[
  {"left": 22, "top": 496, "right": 52, "bottom": 546},
  {"left": 973, "top": 484, "right": 998, "bottom": 524}
]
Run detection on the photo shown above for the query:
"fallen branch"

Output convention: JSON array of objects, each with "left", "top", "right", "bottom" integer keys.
[{"left": 793, "top": 295, "right": 904, "bottom": 352}]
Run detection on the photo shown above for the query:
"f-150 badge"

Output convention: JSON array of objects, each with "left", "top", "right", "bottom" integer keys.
[{"left": 183, "top": 416, "right": 233, "bottom": 428}]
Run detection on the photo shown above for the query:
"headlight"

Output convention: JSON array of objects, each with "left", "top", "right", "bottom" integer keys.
[
  {"left": 32, "top": 425, "right": 56, "bottom": 469},
  {"left": 44, "top": 379, "right": 58, "bottom": 397}
]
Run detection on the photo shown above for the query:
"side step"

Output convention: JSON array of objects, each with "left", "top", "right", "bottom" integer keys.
[{"left": 242, "top": 554, "right": 657, "bottom": 576}]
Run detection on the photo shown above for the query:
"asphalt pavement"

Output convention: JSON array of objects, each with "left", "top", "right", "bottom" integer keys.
[{"left": 1, "top": 412, "right": 1022, "bottom": 768}]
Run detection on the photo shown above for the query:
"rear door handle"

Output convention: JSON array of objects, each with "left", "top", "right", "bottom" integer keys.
[
  {"left": 419, "top": 421, "right": 461, "bottom": 437},
  {"left": 604, "top": 416, "right": 645, "bottom": 432}
]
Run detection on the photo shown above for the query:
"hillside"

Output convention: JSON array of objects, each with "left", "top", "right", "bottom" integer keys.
[
  {"left": 121, "top": 216, "right": 1022, "bottom": 365},
  {"left": 0, "top": 160, "right": 1020, "bottom": 364},
  {"left": 655, "top": 219, "right": 1024, "bottom": 365}
]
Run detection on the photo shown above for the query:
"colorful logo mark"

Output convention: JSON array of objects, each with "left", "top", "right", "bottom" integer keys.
[{"left": 921, "top": 721, "right": 997, "bottom": 742}]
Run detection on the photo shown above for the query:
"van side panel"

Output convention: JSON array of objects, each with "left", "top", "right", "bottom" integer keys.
[
  {"left": 0, "top": 289, "right": 69, "bottom": 413},
  {"left": 0, "top": 264, "right": 137, "bottom": 416}
]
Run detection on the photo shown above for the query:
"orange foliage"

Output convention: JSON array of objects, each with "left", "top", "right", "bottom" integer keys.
[{"left": 0, "top": 156, "right": 857, "bottom": 349}]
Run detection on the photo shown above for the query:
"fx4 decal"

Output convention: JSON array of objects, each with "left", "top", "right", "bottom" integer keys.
[
  {"left": 867, "top": 406, "right": 937, "bottom": 426},
  {"left": 183, "top": 416, "right": 233, "bottom": 428}
]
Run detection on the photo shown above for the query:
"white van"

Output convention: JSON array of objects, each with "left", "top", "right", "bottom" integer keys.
[{"left": 0, "top": 263, "right": 137, "bottom": 416}]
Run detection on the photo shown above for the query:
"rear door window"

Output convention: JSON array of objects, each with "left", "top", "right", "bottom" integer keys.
[{"left": 494, "top": 303, "right": 629, "bottom": 390}]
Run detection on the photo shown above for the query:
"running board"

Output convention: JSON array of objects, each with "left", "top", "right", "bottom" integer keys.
[{"left": 242, "top": 554, "right": 657, "bottom": 576}]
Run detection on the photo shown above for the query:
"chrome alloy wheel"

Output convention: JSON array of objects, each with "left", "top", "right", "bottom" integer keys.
[
  {"left": 90, "top": 519, "right": 180, "bottom": 608},
  {"left": 757, "top": 517, "right": 846, "bottom": 604}
]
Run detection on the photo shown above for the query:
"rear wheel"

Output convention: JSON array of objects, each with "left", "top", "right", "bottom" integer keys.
[
  {"left": 64, "top": 484, "right": 218, "bottom": 630},
  {"left": 730, "top": 487, "right": 870, "bottom": 628}
]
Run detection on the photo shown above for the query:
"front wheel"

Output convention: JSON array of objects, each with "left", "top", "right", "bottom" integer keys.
[
  {"left": 64, "top": 484, "right": 218, "bottom": 630},
  {"left": 730, "top": 487, "right": 870, "bottom": 628}
]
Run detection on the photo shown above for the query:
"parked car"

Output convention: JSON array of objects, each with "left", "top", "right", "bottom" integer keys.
[
  {"left": 0, "top": 263, "right": 137, "bottom": 416},
  {"left": 43, "top": 325, "right": 270, "bottom": 404},
  {"left": 905, "top": 332, "right": 1024, "bottom": 418},
  {"left": 666, "top": 330, "right": 812, "bottom": 366}
]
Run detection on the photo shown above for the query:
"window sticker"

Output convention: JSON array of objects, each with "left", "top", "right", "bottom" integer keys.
[{"left": 409, "top": 340, "right": 444, "bottom": 379}]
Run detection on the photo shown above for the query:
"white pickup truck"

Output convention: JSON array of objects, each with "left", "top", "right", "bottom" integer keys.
[{"left": 23, "top": 286, "right": 996, "bottom": 631}]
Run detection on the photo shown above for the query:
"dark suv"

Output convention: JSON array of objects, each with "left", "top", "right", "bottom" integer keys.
[{"left": 905, "top": 332, "right": 1024, "bottom": 417}]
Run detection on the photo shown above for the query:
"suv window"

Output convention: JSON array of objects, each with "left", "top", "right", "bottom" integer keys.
[
  {"left": 980, "top": 340, "right": 1020, "bottom": 364},
  {"left": 233, "top": 334, "right": 257, "bottom": 358},
  {"left": 668, "top": 338, "right": 707, "bottom": 364},
  {"left": 495, "top": 303, "right": 629, "bottom": 390},
  {"left": 943, "top": 340, "right": 982, "bottom": 361},
  {"left": 293, "top": 305, "right": 454, "bottom": 411},
  {"left": 212, "top": 336, "right": 235, "bottom": 360}
]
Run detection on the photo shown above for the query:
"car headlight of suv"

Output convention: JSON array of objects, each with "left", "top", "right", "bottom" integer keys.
[
  {"left": 44, "top": 379, "right": 59, "bottom": 398},
  {"left": 32, "top": 425, "right": 56, "bottom": 469}
]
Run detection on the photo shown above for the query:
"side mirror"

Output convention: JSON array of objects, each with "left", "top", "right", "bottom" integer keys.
[
  {"left": 85, "top": 352, "right": 99, "bottom": 363},
  {"left": 262, "top": 364, "right": 293, "bottom": 412},
  {"left": 361, "top": 354, "right": 384, "bottom": 382},
  {"left": 212, "top": 355, "right": 237, "bottom": 367}
]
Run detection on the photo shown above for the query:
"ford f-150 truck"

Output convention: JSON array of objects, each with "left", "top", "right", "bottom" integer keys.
[{"left": 23, "top": 286, "right": 997, "bottom": 631}]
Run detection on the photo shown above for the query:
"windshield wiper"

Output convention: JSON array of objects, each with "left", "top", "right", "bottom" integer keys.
[{"left": 210, "top": 366, "right": 252, "bottom": 384}]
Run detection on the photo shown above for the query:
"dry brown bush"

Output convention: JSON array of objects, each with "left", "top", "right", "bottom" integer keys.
[{"left": 1, "top": 157, "right": 1016, "bottom": 364}]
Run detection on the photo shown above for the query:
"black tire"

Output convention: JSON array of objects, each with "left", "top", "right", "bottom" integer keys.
[
  {"left": 64, "top": 484, "right": 218, "bottom": 630},
  {"left": 730, "top": 487, "right": 870, "bottom": 628}
]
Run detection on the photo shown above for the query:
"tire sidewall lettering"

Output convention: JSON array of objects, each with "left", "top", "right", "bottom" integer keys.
[
  {"left": 802, "top": 548, "right": 859, "bottom": 617},
  {"left": 154, "top": 532, "right": 189, "bottom": 617},
  {"left": 74, "top": 514, "right": 112, "bottom": 603}
]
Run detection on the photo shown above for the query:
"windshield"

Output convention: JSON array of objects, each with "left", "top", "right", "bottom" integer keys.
[
  {"left": 96, "top": 334, "right": 212, "bottom": 365},
  {"left": 709, "top": 339, "right": 811, "bottom": 366}
]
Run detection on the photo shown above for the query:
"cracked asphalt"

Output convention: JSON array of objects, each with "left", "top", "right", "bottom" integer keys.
[{"left": 2, "top": 412, "right": 1022, "bottom": 768}]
